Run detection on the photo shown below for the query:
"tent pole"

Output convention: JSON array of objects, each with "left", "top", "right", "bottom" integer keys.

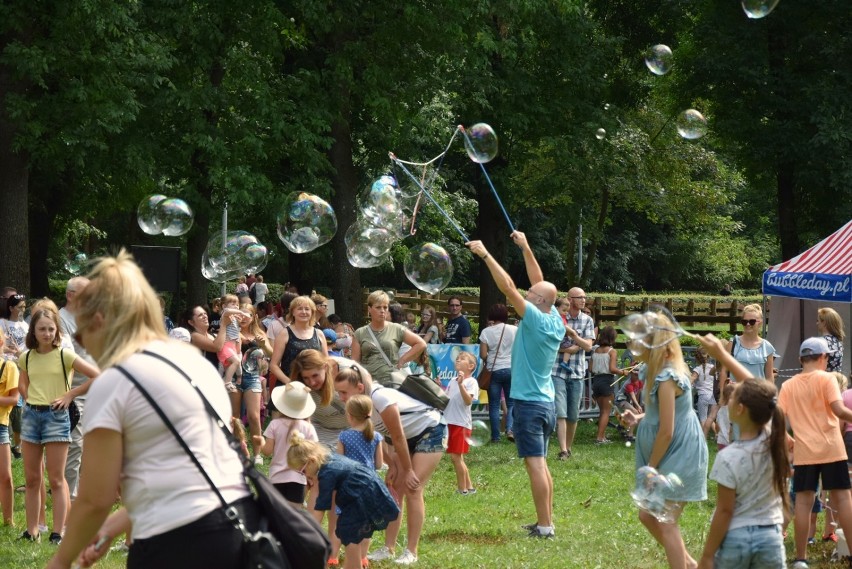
[{"left": 761, "top": 295, "right": 767, "bottom": 337}]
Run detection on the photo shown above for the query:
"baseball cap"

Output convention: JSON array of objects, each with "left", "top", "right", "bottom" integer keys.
[
  {"left": 799, "top": 337, "right": 835, "bottom": 357},
  {"left": 322, "top": 328, "right": 337, "bottom": 344}
]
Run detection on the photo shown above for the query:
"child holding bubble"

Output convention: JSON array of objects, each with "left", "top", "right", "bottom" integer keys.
[
  {"left": 445, "top": 351, "right": 480, "bottom": 495},
  {"left": 620, "top": 308, "right": 708, "bottom": 569},
  {"left": 696, "top": 335, "right": 789, "bottom": 569}
]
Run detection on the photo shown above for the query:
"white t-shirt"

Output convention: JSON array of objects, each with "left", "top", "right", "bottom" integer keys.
[
  {"left": 253, "top": 282, "right": 269, "bottom": 303},
  {"left": 709, "top": 431, "right": 783, "bottom": 529},
  {"left": 266, "top": 317, "right": 287, "bottom": 344},
  {"left": 479, "top": 323, "right": 517, "bottom": 371},
  {"left": 716, "top": 406, "right": 732, "bottom": 446},
  {"left": 263, "top": 418, "right": 318, "bottom": 484},
  {"left": 0, "top": 319, "right": 28, "bottom": 362},
  {"left": 369, "top": 383, "right": 441, "bottom": 440},
  {"left": 59, "top": 307, "right": 96, "bottom": 392},
  {"left": 444, "top": 376, "right": 478, "bottom": 429},
  {"left": 84, "top": 340, "right": 248, "bottom": 540},
  {"left": 692, "top": 364, "right": 715, "bottom": 397}
]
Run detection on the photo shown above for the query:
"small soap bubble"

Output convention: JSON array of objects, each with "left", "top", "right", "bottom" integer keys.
[
  {"left": 64, "top": 252, "right": 88, "bottom": 275},
  {"left": 277, "top": 192, "right": 337, "bottom": 254},
  {"left": 644, "top": 44, "right": 673, "bottom": 76},
  {"left": 625, "top": 441, "right": 632, "bottom": 448},
  {"left": 159, "top": 198, "right": 195, "bottom": 236},
  {"left": 604, "top": 103, "right": 611, "bottom": 111},
  {"left": 242, "top": 348, "right": 265, "bottom": 374},
  {"left": 595, "top": 128, "right": 606, "bottom": 140},
  {"left": 676, "top": 109, "right": 708, "bottom": 140},
  {"left": 403, "top": 243, "right": 453, "bottom": 295},
  {"left": 741, "top": 0, "right": 780, "bottom": 19},
  {"left": 137, "top": 194, "right": 168, "bottom": 235},
  {"left": 463, "top": 123, "right": 499, "bottom": 164},
  {"left": 466, "top": 420, "right": 490, "bottom": 447}
]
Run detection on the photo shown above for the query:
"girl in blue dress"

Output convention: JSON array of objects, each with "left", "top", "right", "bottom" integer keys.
[
  {"left": 289, "top": 430, "right": 398, "bottom": 569},
  {"left": 622, "top": 310, "right": 708, "bottom": 569}
]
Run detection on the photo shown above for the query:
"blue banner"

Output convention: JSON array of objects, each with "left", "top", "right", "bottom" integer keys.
[
  {"left": 426, "top": 344, "right": 486, "bottom": 403},
  {"left": 762, "top": 271, "right": 852, "bottom": 302}
]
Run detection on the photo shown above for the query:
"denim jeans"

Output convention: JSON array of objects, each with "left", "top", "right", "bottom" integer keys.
[
  {"left": 487, "top": 368, "right": 513, "bottom": 441},
  {"left": 714, "top": 524, "right": 784, "bottom": 569}
]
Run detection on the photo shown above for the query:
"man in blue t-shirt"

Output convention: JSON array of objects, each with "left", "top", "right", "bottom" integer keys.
[
  {"left": 466, "top": 232, "right": 563, "bottom": 539},
  {"left": 444, "top": 296, "right": 471, "bottom": 344}
]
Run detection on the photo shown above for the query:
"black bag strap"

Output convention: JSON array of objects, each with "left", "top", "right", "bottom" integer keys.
[{"left": 488, "top": 324, "right": 507, "bottom": 372}]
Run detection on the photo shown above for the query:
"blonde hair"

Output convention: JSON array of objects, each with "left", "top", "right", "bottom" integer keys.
[
  {"left": 288, "top": 296, "right": 318, "bottom": 327},
  {"left": 287, "top": 430, "right": 330, "bottom": 470},
  {"left": 75, "top": 249, "right": 168, "bottom": 369},
  {"left": 642, "top": 312, "right": 691, "bottom": 395},
  {"left": 222, "top": 294, "right": 239, "bottom": 307},
  {"left": 456, "top": 351, "right": 477, "bottom": 369},
  {"left": 289, "top": 349, "right": 333, "bottom": 406},
  {"left": 367, "top": 290, "right": 390, "bottom": 307},
  {"left": 833, "top": 372, "right": 849, "bottom": 392},
  {"left": 30, "top": 297, "right": 60, "bottom": 315},
  {"left": 819, "top": 307, "right": 846, "bottom": 341},
  {"left": 741, "top": 304, "right": 763, "bottom": 318},
  {"left": 240, "top": 304, "right": 267, "bottom": 340},
  {"left": 346, "top": 394, "right": 375, "bottom": 442}
]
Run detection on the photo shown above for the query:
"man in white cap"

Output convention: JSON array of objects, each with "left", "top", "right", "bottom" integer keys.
[{"left": 778, "top": 337, "right": 852, "bottom": 569}]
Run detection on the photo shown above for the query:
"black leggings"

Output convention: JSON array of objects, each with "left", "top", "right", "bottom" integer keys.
[{"left": 128, "top": 497, "right": 258, "bottom": 569}]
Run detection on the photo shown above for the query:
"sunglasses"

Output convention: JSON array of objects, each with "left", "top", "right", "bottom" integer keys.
[{"left": 741, "top": 319, "right": 758, "bottom": 326}]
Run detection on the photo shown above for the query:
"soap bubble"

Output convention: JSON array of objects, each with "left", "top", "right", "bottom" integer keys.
[
  {"left": 137, "top": 194, "right": 168, "bottom": 235},
  {"left": 404, "top": 243, "right": 453, "bottom": 295},
  {"left": 625, "top": 441, "right": 632, "bottom": 448},
  {"left": 360, "top": 180, "right": 402, "bottom": 228},
  {"left": 465, "top": 420, "right": 490, "bottom": 447},
  {"left": 741, "top": 0, "right": 779, "bottom": 19},
  {"left": 346, "top": 245, "right": 388, "bottom": 268},
  {"left": 64, "top": 251, "right": 88, "bottom": 275},
  {"left": 345, "top": 220, "right": 395, "bottom": 259},
  {"left": 604, "top": 103, "right": 611, "bottom": 111},
  {"left": 276, "top": 192, "right": 337, "bottom": 254},
  {"left": 464, "top": 123, "right": 499, "bottom": 164},
  {"left": 203, "top": 230, "right": 269, "bottom": 282},
  {"left": 644, "top": 44, "right": 673, "bottom": 76},
  {"left": 595, "top": 128, "right": 606, "bottom": 140},
  {"left": 159, "top": 198, "right": 195, "bottom": 236},
  {"left": 631, "top": 466, "right": 684, "bottom": 523},
  {"left": 676, "top": 109, "right": 708, "bottom": 140},
  {"left": 242, "top": 348, "right": 265, "bottom": 374},
  {"left": 243, "top": 242, "right": 269, "bottom": 274}
]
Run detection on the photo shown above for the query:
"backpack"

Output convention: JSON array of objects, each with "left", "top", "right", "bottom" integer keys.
[{"left": 248, "top": 282, "right": 257, "bottom": 304}]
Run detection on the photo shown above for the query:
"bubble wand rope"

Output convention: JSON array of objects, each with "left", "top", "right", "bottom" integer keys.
[
  {"left": 459, "top": 125, "right": 516, "bottom": 233},
  {"left": 390, "top": 153, "right": 469, "bottom": 242}
]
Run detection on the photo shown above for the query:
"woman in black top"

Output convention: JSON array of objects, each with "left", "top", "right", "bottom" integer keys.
[{"left": 269, "top": 296, "right": 328, "bottom": 384}]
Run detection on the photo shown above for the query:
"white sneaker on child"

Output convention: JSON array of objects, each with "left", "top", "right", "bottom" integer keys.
[
  {"left": 253, "top": 455, "right": 263, "bottom": 466},
  {"left": 394, "top": 549, "right": 417, "bottom": 565},
  {"left": 366, "top": 546, "right": 394, "bottom": 561}
]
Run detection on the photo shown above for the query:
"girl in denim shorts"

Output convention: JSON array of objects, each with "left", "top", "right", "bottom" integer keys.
[{"left": 0, "top": 335, "right": 20, "bottom": 526}]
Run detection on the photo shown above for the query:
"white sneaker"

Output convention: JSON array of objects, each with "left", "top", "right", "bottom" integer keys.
[
  {"left": 791, "top": 561, "right": 809, "bottom": 569},
  {"left": 38, "top": 524, "right": 48, "bottom": 534},
  {"left": 367, "top": 546, "right": 394, "bottom": 561},
  {"left": 254, "top": 455, "right": 263, "bottom": 466},
  {"left": 394, "top": 549, "right": 418, "bottom": 565}
]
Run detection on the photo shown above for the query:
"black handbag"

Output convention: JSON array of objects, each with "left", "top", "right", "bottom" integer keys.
[{"left": 116, "top": 351, "right": 331, "bottom": 569}]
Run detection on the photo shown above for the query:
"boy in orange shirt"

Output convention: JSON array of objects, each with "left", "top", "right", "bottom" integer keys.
[{"left": 778, "top": 337, "right": 852, "bottom": 569}]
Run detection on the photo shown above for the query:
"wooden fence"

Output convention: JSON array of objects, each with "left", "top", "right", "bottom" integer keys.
[{"left": 362, "top": 289, "right": 763, "bottom": 338}]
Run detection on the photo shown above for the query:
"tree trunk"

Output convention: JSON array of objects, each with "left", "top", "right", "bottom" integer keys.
[
  {"left": 580, "top": 184, "right": 610, "bottom": 287},
  {"left": 476, "top": 175, "right": 505, "bottom": 323},
  {"left": 328, "top": 114, "right": 362, "bottom": 327},
  {"left": 0, "top": 59, "right": 31, "bottom": 293}
]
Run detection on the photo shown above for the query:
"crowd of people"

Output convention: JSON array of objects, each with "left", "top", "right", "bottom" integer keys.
[{"left": 0, "top": 239, "right": 848, "bottom": 569}]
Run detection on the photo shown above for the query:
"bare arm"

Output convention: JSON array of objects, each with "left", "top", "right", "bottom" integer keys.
[
  {"left": 374, "top": 440, "right": 383, "bottom": 470},
  {"left": 269, "top": 330, "right": 291, "bottom": 383},
  {"left": 512, "top": 231, "right": 543, "bottom": 285},
  {"left": 18, "top": 369, "right": 29, "bottom": 401},
  {"left": 479, "top": 341, "right": 489, "bottom": 365},
  {"left": 466, "top": 240, "right": 527, "bottom": 318},
  {"left": 0, "top": 387, "right": 18, "bottom": 408},
  {"left": 648, "top": 380, "right": 678, "bottom": 469},
  {"left": 190, "top": 330, "right": 226, "bottom": 353},
  {"left": 567, "top": 327, "right": 594, "bottom": 352},
  {"left": 397, "top": 329, "right": 426, "bottom": 368},
  {"left": 350, "top": 335, "right": 362, "bottom": 362},
  {"left": 830, "top": 400, "right": 852, "bottom": 423},
  {"left": 608, "top": 350, "right": 621, "bottom": 375},
  {"left": 378, "top": 403, "right": 419, "bottom": 491},
  {"left": 697, "top": 485, "right": 736, "bottom": 569},
  {"left": 764, "top": 353, "right": 775, "bottom": 382},
  {"left": 698, "top": 334, "right": 752, "bottom": 383}
]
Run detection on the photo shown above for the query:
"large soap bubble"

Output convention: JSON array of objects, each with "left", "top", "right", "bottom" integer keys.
[
  {"left": 676, "top": 109, "right": 708, "bottom": 140},
  {"left": 644, "top": 44, "right": 673, "bottom": 76},
  {"left": 276, "top": 192, "right": 337, "bottom": 254},
  {"left": 345, "top": 220, "right": 395, "bottom": 259},
  {"left": 64, "top": 251, "right": 88, "bottom": 275},
  {"left": 741, "top": 0, "right": 779, "bottom": 19},
  {"left": 360, "top": 180, "right": 402, "bottom": 229},
  {"left": 404, "top": 243, "right": 453, "bottom": 295},
  {"left": 464, "top": 123, "right": 499, "bottom": 164},
  {"left": 346, "top": 242, "right": 389, "bottom": 268},
  {"left": 159, "top": 198, "right": 195, "bottom": 236},
  {"left": 203, "top": 230, "right": 268, "bottom": 282},
  {"left": 465, "top": 420, "right": 490, "bottom": 447},
  {"left": 137, "top": 194, "right": 168, "bottom": 235},
  {"left": 242, "top": 348, "right": 266, "bottom": 374},
  {"left": 631, "top": 466, "right": 684, "bottom": 523}
]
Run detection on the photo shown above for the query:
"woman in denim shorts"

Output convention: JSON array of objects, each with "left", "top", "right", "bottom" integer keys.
[
  {"left": 18, "top": 309, "right": 99, "bottom": 544},
  {"left": 335, "top": 365, "right": 445, "bottom": 565},
  {"left": 233, "top": 304, "right": 272, "bottom": 467}
]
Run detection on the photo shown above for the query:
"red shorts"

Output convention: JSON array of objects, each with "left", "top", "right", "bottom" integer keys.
[{"left": 447, "top": 424, "right": 471, "bottom": 455}]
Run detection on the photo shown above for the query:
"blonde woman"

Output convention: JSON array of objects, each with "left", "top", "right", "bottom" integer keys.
[
  {"left": 719, "top": 304, "right": 776, "bottom": 389},
  {"left": 237, "top": 304, "right": 273, "bottom": 465},
  {"left": 818, "top": 307, "right": 845, "bottom": 372},
  {"left": 351, "top": 291, "right": 426, "bottom": 386},
  {"left": 47, "top": 251, "right": 255, "bottom": 569},
  {"left": 416, "top": 305, "right": 442, "bottom": 344},
  {"left": 621, "top": 310, "right": 708, "bottom": 569},
  {"left": 270, "top": 296, "right": 328, "bottom": 384}
]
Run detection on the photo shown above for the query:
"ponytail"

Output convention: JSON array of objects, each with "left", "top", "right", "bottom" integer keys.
[
  {"left": 345, "top": 394, "right": 375, "bottom": 442},
  {"left": 768, "top": 403, "right": 791, "bottom": 512}
]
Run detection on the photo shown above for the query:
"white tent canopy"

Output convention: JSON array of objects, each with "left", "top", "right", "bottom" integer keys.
[{"left": 763, "top": 220, "right": 852, "bottom": 380}]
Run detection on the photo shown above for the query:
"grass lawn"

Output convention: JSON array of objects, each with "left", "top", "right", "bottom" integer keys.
[{"left": 0, "top": 420, "right": 842, "bottom": 568}]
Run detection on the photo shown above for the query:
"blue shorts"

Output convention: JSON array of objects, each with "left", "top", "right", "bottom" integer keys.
[
  {"left": 513, "top": 400, "right": 556, "bottom": 458},
  {"left": 21, "top": 405, "right": 71, "bottom": 444},
  {"left": 553, "top": 376, "right": 583, "bottom": 421},
  {"left": 714, "top": 524, "right": 784, "bottom": 569},
  {"left": 237, "top": 374, "right": 263, "bottom": 394},
  {"left": 0, "top": 424, "right": 9, "bottom": 445},
  {"left": 407, "top": 423, "right": 447, "bottom": 455}
]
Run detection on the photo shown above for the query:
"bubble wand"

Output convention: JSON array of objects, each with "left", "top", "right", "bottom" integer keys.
[
  {"left": 390, "top": 152, "right": 469, "bottom": 242},
  {"left": 459, "top": 125, "right": 516, "bottom": 233}
]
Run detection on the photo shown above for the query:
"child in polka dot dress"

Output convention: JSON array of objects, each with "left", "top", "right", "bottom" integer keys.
[{"left": 337, "top": 395, "right": 383, "bottom": 568}]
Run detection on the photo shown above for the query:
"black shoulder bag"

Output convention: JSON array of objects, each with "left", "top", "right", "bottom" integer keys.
[{"left": 115, "top": 351, "right": 330, "bottom": 569}]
